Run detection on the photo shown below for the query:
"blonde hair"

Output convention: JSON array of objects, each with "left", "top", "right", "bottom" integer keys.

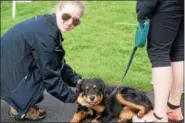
[{"left": 55, "top": 1, "right": 85, "bottom": 14}]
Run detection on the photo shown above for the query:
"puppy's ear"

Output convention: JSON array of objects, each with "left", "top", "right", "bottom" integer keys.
[
  {"left": 103, "top": 87, "right": 110, "bottom": 98},
  {"left": 99, "top": 79, "right": 109, "bottom": 98},
  {"left": 76, "top": 79, "right": 83, "bottom": 94}
]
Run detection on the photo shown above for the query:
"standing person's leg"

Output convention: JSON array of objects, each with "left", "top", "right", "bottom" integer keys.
[
  {"left": 167, "top": 62, "right": 184, "bottom": 121},
  {"left": 169, "top": 62, "right": 183, "bottom": 105},
  {"left": 167, "top": 17, "right": 184, "bottom": 121},
  {"left": 151, "top": 67, "right": 172, "bottom": 120},
  {"left": 133, "top": 11, "right": 182, "bottom": 122}
]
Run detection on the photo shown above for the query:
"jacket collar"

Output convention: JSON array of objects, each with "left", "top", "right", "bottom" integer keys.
[
  {"left": 48, "top": 13, "right": 64, "bottom": 43},
  {"left": 49, "top": 13, "right": 59, "bottom": 30}
]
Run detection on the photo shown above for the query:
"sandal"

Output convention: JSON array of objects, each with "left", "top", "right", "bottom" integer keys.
[
  {"left": 167, "top": 102, "right": 184, "bottom": 122},
  {"left": 9, "top": 105, "right": 46, "bottom": 121}
]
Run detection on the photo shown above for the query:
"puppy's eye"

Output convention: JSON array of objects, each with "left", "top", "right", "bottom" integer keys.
[
  {"left": 93, "top": 85, "right": 96, "bottom": 88},
  {"left": 85, "top": 87, "right": 89, "bottom": 91},
  {"left": 93, "top": 85, "right": 98, "bottom": 91}
]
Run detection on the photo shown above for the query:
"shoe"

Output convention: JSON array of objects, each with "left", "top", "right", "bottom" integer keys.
[
  {"left": 167, "top": 102, "right": 184, "bottom": 122},
  {"left": 167, "top": 109, "right": 184, "bottom": 122},
  {"left": 9, "top": 105, "right": 46, "bottom": 121}
]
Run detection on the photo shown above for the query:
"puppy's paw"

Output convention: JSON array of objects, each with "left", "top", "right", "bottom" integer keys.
[
  {"left": 117, "top": 119, "right": 127, "bottom": 123},
  {"left": 87, "top": 108, "right": 93, "bottom": 116},
  {"left": 92, "top": 119, "right": 101, "bottom": 123},
  {"left": 71, "top": 119, "right": 79, "bottom": 123},
  {"left": 137, "top": 112, "right": 145, "bottom": 118}
]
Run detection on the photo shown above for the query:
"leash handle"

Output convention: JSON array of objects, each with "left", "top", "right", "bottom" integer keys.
[{"left": 107, "top": 46, "right": 138, "bottom": 98}]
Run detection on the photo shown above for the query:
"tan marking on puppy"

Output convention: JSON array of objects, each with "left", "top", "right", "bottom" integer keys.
[
  {"left": 77, "top": 93, "right": 103, "bottom": 107},
  {"left": 137, "top": 109, "right": 145, "bottom": 118},
  {"left": 77, "top": 93, "right": 92, "bottom": 107},
  {"left": 116, "top": 92, "right": 145, "bottom": 118},
  {"left": 89, "top": 105, "right": 105, "bottom": 113},
  {"left": 91, "top": 115, "right": 101, "bottom": 123},
  {"left": 71, "top": 111, "right": 89, "bottom": 123},
  {"left": 118, "top": 106, "right": 136, "bottom": 122}
]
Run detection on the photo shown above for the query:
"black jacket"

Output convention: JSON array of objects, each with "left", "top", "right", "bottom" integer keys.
[
  {"left": 1, "top": 14, "right": 81, "bottom": 115},
  {"left": 136, "top": 0, "right": 184, "bottom": 23}
]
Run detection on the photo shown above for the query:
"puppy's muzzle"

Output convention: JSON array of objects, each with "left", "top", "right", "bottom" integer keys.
[{"left": 89, "top": 95, "right": 95, "bottom": 101}]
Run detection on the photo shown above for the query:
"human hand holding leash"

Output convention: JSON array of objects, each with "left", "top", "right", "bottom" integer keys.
[{"left": 135, "top": 19, "right": 150, "bottom": 47}]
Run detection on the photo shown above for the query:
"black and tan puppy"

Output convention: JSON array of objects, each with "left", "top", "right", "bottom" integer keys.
[{"left": 71, "top": 78, "right": 153, "bottom": 123}]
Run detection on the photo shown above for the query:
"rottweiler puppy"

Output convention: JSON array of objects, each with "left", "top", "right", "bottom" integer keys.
[{"left": 71, "top": 78, "right": 153, "bottom": 123}]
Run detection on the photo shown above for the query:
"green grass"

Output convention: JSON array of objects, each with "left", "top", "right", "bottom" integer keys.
[{"left": 1, "top": 1, "right": 152, "bottom": 91}]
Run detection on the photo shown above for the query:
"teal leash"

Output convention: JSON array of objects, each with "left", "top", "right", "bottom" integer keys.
[{"left": 107, "top": 46, "right": 138, "bottom": 98}]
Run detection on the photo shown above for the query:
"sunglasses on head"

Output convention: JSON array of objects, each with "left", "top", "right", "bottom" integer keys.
[{"left": 61, "top": 13, "right": 80, "bottom": 26}]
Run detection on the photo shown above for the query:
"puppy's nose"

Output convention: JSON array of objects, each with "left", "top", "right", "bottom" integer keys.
[{"left": 89, "top": 96, "right": 95, "bottom": 101}]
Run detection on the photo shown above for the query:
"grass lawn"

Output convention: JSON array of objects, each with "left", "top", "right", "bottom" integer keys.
[{"left": 1, "top": 1, "right": 152, "bottom": 91}]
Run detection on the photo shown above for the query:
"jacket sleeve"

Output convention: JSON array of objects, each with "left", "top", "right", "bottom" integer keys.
[
  {"left": 33, "top": 33, "right": 77, "bottom": 103},
  {"left": 136, "top": 0, "right": 158, "bottom": 24},
  {"left": 61, "top": 61, "right": 82, "bottom": 87}
]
